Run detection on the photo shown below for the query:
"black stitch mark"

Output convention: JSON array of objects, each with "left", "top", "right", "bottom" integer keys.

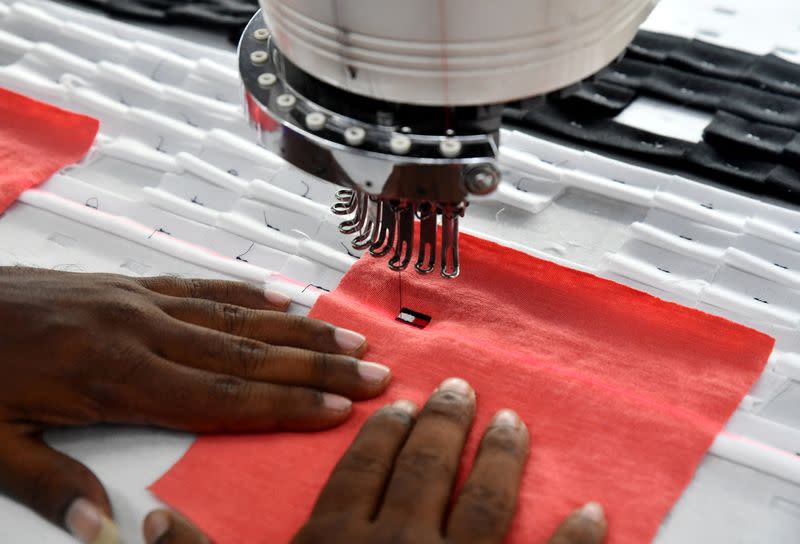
[
  {"left": 514, "top": 179, "right": 530, "bottom": 193},
  {"left": 700, "top": 203, "right": 714, "bottom": 210},
  {"left": 228, "top": 169, "right": 239, "bottom": 177},
  {"left": 262, "top": 210, "right": 279, "bottom": 231},
  {"left": 155, "top": 136, "right": 166, "bottom": 153},
  {"left": 118, "top": 93, "right": 129, "bottom": 106},
  {"left": 179, "top": 113, "right": 199, "bottom": 127},
  {"left": 340, "top": 242, "right": 358, "bottom": 258},
  {"left": 679, "top": 235, "right": 693, "bottom": 241},
  {"left": 657, "top": 267, "right": 671, "bottom": 274},
  {"left": 85, "top": 197, "right": 99, "bottom": 210},
  {"left": 147, "top": 227, "right": 171, "bottom": 239},
  {"left": 775, "top": 263, "right": 789, "bottom": 270},
  {"left": 754, "top": 297, "right": 769, "bottom": 304},
  {"left": 191, "top": 196, "right": 204, "bottom": 206},
  {"left": 301, "top": 284, "right": 330, "bottom": 293},
  {"left": 612, "top": 179, "right": 627, "bottom": 185},
  {"left": 236, "top": 242, "right": 255, "bottom": 262},
  {"left": 299, "top": 180, "right": 310, "bottom": 198}
]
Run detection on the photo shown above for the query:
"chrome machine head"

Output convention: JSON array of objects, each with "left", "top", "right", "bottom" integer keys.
[
  {"left": 239, "top": 11, "right": 502, "bottom": 278},
  {"left": 239, "top": 1, "right": 656, "bottom": 278}
]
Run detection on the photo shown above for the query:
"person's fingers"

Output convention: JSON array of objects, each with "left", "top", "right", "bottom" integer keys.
[
  {"left": 154, "top": 321, "right": 389, "bottom": 400},
  {"left": 548, "top": 503, "right": 608, "bottom": 544},
  {"left": 309, "top": 400, "right": 418, "bottom": 520},
  {"left": 159, "top": 299, "right": 368, "bottom": 356},
  {"left": 378, "top": 378, "right": 476, "bottom": 526},
  {"left": 447, "top": 409, "right": 529, "bottom": 544},
  {"left": 122, "top": 353, "right": 354, "bottom": 432},
  {"left": 139, "top": 276, "right": 291, "bottom": 312},
  {"left": 144, "top": 509, "right": 210, "bottom": 544},
  {"left": 0, "top": 430, "right": 117, "bottom": 543}
]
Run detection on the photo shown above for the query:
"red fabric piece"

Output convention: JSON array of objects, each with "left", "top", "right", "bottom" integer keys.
[
  {"left": 152, "top": 234, "right": 773, "bottom": 543},
  {"left": 0, "top": 88, "right": 99, "bottom": 211}
]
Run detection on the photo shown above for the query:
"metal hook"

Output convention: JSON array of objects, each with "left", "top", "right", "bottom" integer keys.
[
  {"left": 332, "top": 190, "right": 357, "bottom": 215},
  {"left": 352, "top": 199, "right": 379, "bottom": 250},
  {"left": 388, "top": 203, "right": 414, "bottom": 271},
  {"left": 440, "top": 206, "right": 460, "bottom": 279},
  {"left": 415, "top": 203, "right": 437, "bottom": 274},
  {"left": 335, "top": 189, "right": 353, "bottom": 202},
  {"left": 338, "top": 191, "right": 368, "bottom": 234},
  {"left": 370, "top": 200, "right": 397, "bottom": 257}
]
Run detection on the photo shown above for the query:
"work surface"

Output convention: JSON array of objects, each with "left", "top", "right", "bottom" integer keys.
[{"left": 2, "top": 0, "right": 800, "bottom": 541}]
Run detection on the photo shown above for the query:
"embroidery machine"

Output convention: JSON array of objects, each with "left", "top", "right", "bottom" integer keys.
[
  {"left": 239, "top": 0, "right": 657, "bottom": 278},
  {"left": 5, "top": 0, "right": 800, "bottom": 541}
]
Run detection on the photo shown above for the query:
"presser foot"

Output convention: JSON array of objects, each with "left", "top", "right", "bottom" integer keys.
[{"left": 332, "top": 189, "right": 464, "bottom": 279}]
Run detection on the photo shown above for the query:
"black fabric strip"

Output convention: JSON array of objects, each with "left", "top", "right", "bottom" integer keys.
[
  {"left": 504, "top": 30, "right": 800, "bottom": 208},
  {"left": 684, "top": 142, "right": 774, "bottom": 187},
  {"left": 626, "top": 31, "right": 800, "bottom": 102},
  {"left": 519, "top": 100, "right": 688, "bottom": 160},
  {"left": 596, "top": 57, "right": 653, "bottom": 90},
  {"left": 703, "top": 112, "right": 796, "bottom": 158},
  {"left": 666, "top": 39, "right": 757, "bottom": 81},
  {"left": 554, "top": 80, "right": 637, "bottom": 117},
  {"left": 601, "top": 62, "right": 800, "bottom": 129},
  {"left": 784, "top": 137, "right": 800, "bottom": 168},
  {"left": 627, "top": 30, "right": 687, "bottom": 63},
  {"left": 720, "top": 85, "right": 800, "bottom": 129},
  {"left": 745, "top": 55, "right": 800, "bottom": 99},
  {"left": 642, "top": 65, "right": 729, "bottom": 110}
]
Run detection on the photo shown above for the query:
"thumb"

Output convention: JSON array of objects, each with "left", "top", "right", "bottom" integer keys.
[
  {"left": 548, "top": 502, "right": 608, "bottom": 544},
  {"left": 0, "top": 430, "right": 118, "bottom": 543},
  {"left": 144, "top": 509, "right": 210, "bottom": 544}
]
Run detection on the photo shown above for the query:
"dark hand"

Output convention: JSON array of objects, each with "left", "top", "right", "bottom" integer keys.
[
  {"left": 142, "top": 378, "right": 606, "bottom": 544},
  {"left": 0, "top": 267, "right": 391, "bottom": 543}
]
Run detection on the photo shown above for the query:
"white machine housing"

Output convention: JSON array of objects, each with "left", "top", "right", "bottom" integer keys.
[
  {"left": 259, "top": 0, "right": 658, "bottom": 106},
  {"left": 242, "top": 0, "right": 657, "bottom": 278}
]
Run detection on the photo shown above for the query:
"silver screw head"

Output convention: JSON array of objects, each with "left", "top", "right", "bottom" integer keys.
[
  {"left": 465, "top": 164, "right": 501, "bottom": 195},
  {"left": 250, "top": 50, "right": 269, "bottom": 64}
]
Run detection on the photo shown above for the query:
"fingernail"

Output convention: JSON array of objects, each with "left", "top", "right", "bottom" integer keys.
[
  {"left": 322, "top": 393, "right": 352, "bottom": 412},
  {"left": 437, "top": 377, "right": 474, "bottom": 398},
  {"left": 580, "top": 502, "right": 605, "bottom": 524},
  {"left": 143, "top": 511, "right": 170, "bottom": 544},
  {"left": 392, "top": 399, "right": 419, "bottom": 416},
  {"left": 358, "top": 361, "right": 391, "bottom": 384},
  {"left": 491, "top": 409, "right": 520, "bottom": 428},
  {"left": 334, "top": 328, "right": 367, "bottom": 351},
  {"left": 264, "top": 289, "right": 292, "bottom": 308},
  {"left": 65, "top": 498, "right": 119, "bottom": 544}
]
